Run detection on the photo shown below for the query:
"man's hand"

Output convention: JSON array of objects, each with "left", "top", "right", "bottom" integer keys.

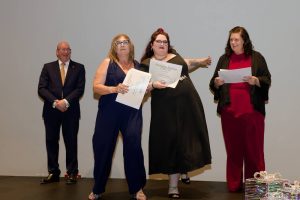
[{"left": 55, "top": 99, "right": 68, "bottom": 112}]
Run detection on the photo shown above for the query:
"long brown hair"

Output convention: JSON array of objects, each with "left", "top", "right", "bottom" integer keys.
[{"left": 225, "top": 26, "right": 254, "bottom": 57}]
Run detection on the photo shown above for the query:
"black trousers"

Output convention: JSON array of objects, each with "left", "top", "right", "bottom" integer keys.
[{"left": 44, "top": 114, "right": 79, "bottom": 176}]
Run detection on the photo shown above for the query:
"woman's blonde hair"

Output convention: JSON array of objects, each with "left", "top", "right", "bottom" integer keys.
[{"left": 108, "top": 34, "right": 135, "bottom": 63}]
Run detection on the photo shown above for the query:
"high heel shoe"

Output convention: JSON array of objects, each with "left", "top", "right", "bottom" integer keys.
[
  {"left": 181, "top": 174, "right": 190, "bottom": 184},
  {"left": 168, "top": 193, "right": 180, "bottom": 199},
  {"left": 168, "top": 186, "right": 180, "bottom": 199}
]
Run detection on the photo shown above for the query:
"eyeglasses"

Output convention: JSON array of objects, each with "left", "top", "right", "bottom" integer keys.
[
  {"left": 115, "top": 40, "right": 129, "bottom": 46},
  {"left": 154, "top": 40, "right": 168, "bottom": 45},
  {"left": 58, "top": 48, "right": 71, "bottom": 52}
]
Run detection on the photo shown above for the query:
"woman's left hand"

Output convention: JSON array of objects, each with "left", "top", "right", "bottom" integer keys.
[
  {"left": 203, "top": 56, "right": 212, "bottom": 66},
  {"left": 243, "top": 76, "right": 260, "bottom": 86}
]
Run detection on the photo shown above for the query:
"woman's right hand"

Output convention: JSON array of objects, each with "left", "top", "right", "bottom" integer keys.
[
  {"left": 152, "top": 81, "right": 167, "bottom": 89},
  {"left": 115, "top": 83, "right": 129, "bottom": 94},
  {"left": 214, "top": 77, "right": 225, "bottom": 88}
]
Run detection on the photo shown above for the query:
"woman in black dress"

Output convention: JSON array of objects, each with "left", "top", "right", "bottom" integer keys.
[{"left": 140, "top": 28, "right": 212, "bottom": 199}]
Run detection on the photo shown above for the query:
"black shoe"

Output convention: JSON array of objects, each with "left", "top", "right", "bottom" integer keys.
[
  {"left": 180, "top": 173, "right": 191, "bottom": 184},
  {"left": 181, "top": 177, "right": 190, "bottom": 184},
  {"left": 66, "top": 174, "right": 77, "bottom": 185},
  {"left": 40, "top": 173, "right": 60, "bottom": 184},
  {"left": 168, "top": 193, "right": 180, "bottom": 199}
]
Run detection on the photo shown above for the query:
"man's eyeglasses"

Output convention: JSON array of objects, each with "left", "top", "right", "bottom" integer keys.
[
  {"left": 154, "top": 40, "right": 168, "bottom": 45},
  {"left": 58, "top": 48, "right": 71, "bottom": 52},
  {"left": 115, "top": 40, "right": 129, "bottom": 46}
]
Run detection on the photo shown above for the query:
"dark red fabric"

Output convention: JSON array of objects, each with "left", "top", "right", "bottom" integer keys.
[
  {"left": 225, "top": 53, "right": 253, "bottom": 117},
  {"left": 221, "top": 110, "right": 265, "bottom": 191}
]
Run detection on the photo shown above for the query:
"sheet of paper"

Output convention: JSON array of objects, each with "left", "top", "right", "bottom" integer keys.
[
  {"left": 116, "top": 68, "right": 151, "bottom": 109},
  {"left": 218, "top": 67, "right": 251, "bottom": 83},
  {"left": 149, "top": 59, "right": 182, "bottom": 88}
]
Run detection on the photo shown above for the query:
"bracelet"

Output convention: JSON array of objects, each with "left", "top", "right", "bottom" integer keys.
[{"left": 152, "top": 82, "right": 155, "bottom": 89}]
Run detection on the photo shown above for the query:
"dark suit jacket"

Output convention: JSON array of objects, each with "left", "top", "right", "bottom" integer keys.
[{"left": 38, "top": 60, "right": 85, "bottom": 119}]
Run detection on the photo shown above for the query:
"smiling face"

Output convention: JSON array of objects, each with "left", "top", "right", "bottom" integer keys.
[
  {"left": 230, "top": 32, "right": 244, "bottom": 55},
  {"left": 108, "top": 34, "right": 134, "bottom": 63},
  {"left": 56, "top": 42, "right": 71, "bottom": 63},
  {"left": 151, "top": 34, "right": 169, "bottom": 57}
]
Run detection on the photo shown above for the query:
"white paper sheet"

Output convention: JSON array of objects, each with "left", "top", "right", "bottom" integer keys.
[
  {"left": 116, "top": 68, "right": 151, "bottom": 109},
  {"left": 149, "top": 59, "right": 182, "bottom": 88},
  {"left": 218, "top": 67, "right": 252, "bottom": 83}
]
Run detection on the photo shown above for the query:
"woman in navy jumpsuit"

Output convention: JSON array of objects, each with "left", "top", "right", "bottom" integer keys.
[{"left": 89, "top": 34, "right": 146, "bottom": 200}]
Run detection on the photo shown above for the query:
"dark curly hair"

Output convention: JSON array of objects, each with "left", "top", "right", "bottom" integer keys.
[
  {"left": 140, "top": 28, "right": 174, "bottom": 62},
  {"left": 225, "top": 26, "right": 254, "bottom": 57}
]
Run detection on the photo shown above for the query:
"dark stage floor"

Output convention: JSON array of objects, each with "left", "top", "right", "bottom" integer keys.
[{"left": 0, "top": 176, "right": 243, "bottom": 200}]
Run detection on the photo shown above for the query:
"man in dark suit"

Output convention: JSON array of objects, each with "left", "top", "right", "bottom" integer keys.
[{"left": 38, "top": 41, "right": 85, "bottom": 184}]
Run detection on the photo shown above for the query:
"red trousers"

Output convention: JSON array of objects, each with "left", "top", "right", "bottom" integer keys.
[{"left": 221, "top": 110, "right": 265, "bottom": 191}]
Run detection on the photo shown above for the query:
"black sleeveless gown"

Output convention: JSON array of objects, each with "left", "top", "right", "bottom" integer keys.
[{"left": 140, "top": 55, "right": 211, "bottom": 175}]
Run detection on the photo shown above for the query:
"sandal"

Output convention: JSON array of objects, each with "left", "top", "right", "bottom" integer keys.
[
  {"left": 131, "top": 189, "right": 147, "bottom": 200},
  {"left": 88, "top": 192, "right": 102, "bottom": 200}
]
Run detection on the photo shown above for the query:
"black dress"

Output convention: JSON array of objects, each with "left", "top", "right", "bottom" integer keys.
[{"left": 140, "top": 54, "right": 212, "bottom": 175}]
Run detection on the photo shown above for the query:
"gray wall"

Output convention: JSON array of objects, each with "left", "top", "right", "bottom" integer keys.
[{"left": 0, "top": 0, "right": 299, "bottom": 181}]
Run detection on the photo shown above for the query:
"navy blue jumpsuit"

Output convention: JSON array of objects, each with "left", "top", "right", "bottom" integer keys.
[{"left": 92, "top": 61, "right": 146, "bottom": 195}]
